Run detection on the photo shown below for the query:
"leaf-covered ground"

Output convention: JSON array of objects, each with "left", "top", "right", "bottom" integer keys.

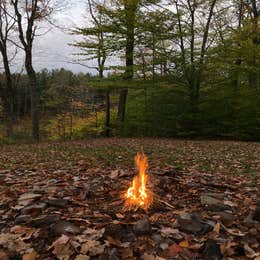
[{"left": 0, "top": 138, "right": 259, "bottom": 259}]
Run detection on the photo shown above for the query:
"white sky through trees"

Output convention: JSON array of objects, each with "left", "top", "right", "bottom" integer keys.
[
  {"left": 34, "top": 1, "right": 89, "bottom": 73},
  {"left": 0, "top": 1, "right": 93, "bottom": 74}
]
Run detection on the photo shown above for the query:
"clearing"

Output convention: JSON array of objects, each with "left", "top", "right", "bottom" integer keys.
[{"left": 0, "top": 138, "right": 259, "bottom": 259}]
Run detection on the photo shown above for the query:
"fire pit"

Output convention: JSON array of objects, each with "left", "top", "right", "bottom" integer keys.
[{"left": 124, "top": 151, "right": 153, "bottom": 210}]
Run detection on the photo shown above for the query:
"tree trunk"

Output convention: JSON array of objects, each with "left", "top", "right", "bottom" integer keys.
[
  {"left": 105, "top": 90, "right": 110, "bottom": 137},
  {"left": 232, "top": 59, "right": 242, "bottom": 91},
  {"left": 25, "top": 52, "right": 40, "bottom": 141},
  {"left": 189, "top": 76, "right": 200, "bottom": 113},
  {"left": 0, "top": 46, "right": 14, "bottom": 137},
  {"left": 248, "top": 0, "right": 259, "bottom": 88},
  {"left": 117, "top": 1, "right": 138, "bottom": 123},
  {"left": 2, "top": 96, "right": 13, "bottom": 137},
  {"left": 118, "top": 88, "right": 128, "bottom": 122}
]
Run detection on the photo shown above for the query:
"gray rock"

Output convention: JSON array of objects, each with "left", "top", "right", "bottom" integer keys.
[
  {"left": 201, "top": 195, "right": 222, "bottom": 206},
  {"left": 204, "top": 193, "right": 225, "bottom": 199},
  {"left": 21, "top": 202, "right": 47, "bottom": 216},
  {"left": 122, "top": 231, "right": 136, "bottom": 242},
  {"left": 207, "top": 203, "right": 232, "bottom": 212},
  {"left": 201, "top": 239, "right": 222, "bottom": 260},
  {"left": 201, "top": 194, "right": 232, "bottom": 212},
  {"left": 108, "top": 248, "right": 120, "bottom": 260},
  {"left": 104, "top": 224, "right": 125, "bottom": 240},
  {"left": 152, "top": 233, "right": 163, "bottom": 244},
  {"left": 178, "top": 213, "right": 213, "bottom": 235},
  {"left": 52, "top": 221, "right": 81, "bottom": 235},
  {"left": 31, "top": 214, "right": 60, "bottom": 227},
  {"left": 214, "top": 212, "right": 234, "bottom": 227},
  {"left": 32, "top": 185, "right": 42, "bottom": 192},
  {"left": 47, "top": 198, "right": 68, "bottom": 208},
  {"left": 253, "top": 206, "right": 260, "bottom": 221},
  {"left": 15, "top": 214, "right": 31, "bottom": 224},
  {"left": 133, "top": 218, "right": 151, "bottom": 235}
]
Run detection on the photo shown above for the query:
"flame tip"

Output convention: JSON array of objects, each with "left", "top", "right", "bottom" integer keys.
[{"left": 124, "top": 151, "right": 152, "bottom": 210}]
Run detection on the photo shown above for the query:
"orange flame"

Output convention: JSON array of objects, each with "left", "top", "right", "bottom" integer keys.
[{"left": 124, "top": 151, "right": 152, "bottom": 210}]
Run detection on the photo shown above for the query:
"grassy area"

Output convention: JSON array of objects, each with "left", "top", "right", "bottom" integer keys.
[{"left": 0, "top": 138, "right": 259, "bottom": 180}]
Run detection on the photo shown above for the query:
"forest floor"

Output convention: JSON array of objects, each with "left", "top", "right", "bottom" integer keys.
[{"left": 0, "top": 138, "right": 259, "bottom": 259}]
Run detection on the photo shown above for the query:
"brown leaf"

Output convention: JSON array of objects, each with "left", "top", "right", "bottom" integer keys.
[
  {"left": 106, "top": 236, "right": 122, "bottom": 247},
  {"left": 213, "top": 222, "right": 220, "bottom": 234},
  {"left": 22, "top": 249, "right": 37, "bottom": 260},
  {"left": 75, "top": 255, "right": 90, "bottom": 260},
  {"left": 53, "top": 243, "right": 74, "bottom": 260},
  {"left": 0, "top": 250, "right": 9, "bottom": 260},
  {"left": 81, "top": 240, "right": 105, "bottom": 256},
  {"left": 160, "top": 227, "right": 179, "bottom": 237},
  {"left": 142, "top": 253, "right": 165, "bottom": 260},
  {"left": 188, "top": 243, "right": 203, "bottom": 250},
  {"left": 0, "top": 233, "right": 30, "bottom": 253},
  {"left": 244, "top": 243, "right": 260, "bottom": 258},
  {"left": 168, "top": 243, "right": 182, "bottom": 257},
  {"left": 109, "top": 170, "right": 119, "bottom": 179},
  {"left": 48, "top": 234, "right": 70, "bottom": 251},
  {"left": 10, "top": 226, "right": 36, "bottom": 241},
  {"left": 116, "top": 213, "right": 124, "bottom": 219}
]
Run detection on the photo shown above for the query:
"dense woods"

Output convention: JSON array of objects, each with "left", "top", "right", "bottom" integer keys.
[
  {"left": 0, "top": 2, "right": 260, "bottom": 259},
  {"left": 0, "top": 0, "right": 259, "bottom": 142}
]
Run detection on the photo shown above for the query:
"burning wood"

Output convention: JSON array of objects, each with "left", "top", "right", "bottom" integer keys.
[{"left": 124, "top": 151, "right": 153, "bottom": 210}]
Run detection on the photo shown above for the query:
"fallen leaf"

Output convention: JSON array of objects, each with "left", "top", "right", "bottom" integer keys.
[
  {"left": 116, "top": 247, "right": 132, "bottom": 259},
  {"left": 10, "top": 226, "right": 36, "bottom": 241},
  {"left": 75, "top": 255, "right": 90, "bottom": 260},
  {"left": 109, "top": 170, "right": 119, "bottom": 179},
  {"left": 0, "top": 233, "right": 30, "bottom": 253},
  {"left": 82, "top": 228, "right": 105, "bottom": 240},
  {"left": 106, "top": 236, "right": 122, "bottom": 247},
  {"left": 48, "top": 235, "right": 74, "bottom": 259},
  {"left": 224, "top": 200, "right": 237, "bottom": 207},
  {"left": 213, "top": 223, "right": 220, "bottom": 234},
  {"left": 0, "top": 250, "right": 9, "bottom": 260},
  {"left": 160, "top": 227, "right": 179, "bottom": 237},
  {"left": 23, "top": 249, "right": 37, "bottom": 260},
  {"left": 188, "top": 243, "right": 203, "bottom": 250},
  {"left": 220, "top": 241, "right": 237, "bottom": 256},
  {"left": 221, "top": 224, "right": 246, "bottom": 237},
  {"left": 81, "top": 240, "right": 105, "bottom": 256},
  {"left": 48, "top": 234, "right": 70, "bottom": 250},
  {"left": 179, "top": 241, "right": 189, "bottom": 248},
  {"left": 168, "top": 243, "right": 182, "bottom": 257},
  {"left": 142, "top": 253, "right": 166, "bottom": 260},
  {"left": 244, "top": 243, "right": 260, "bottom": 258},
  {"left": 116, "top": 213, "right": 124, "bottom": 219},
  {"left": 53, "top": 243, "right": 74, "bottom": 260}
]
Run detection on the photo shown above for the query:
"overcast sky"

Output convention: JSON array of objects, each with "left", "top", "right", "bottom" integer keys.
[{"left": 31, "top": 1, "right": 96, "bottom": 74}]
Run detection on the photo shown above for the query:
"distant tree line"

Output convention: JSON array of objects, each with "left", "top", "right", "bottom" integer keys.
[{"left": 0, "top": 0, "right": 259, "bottom": 141}]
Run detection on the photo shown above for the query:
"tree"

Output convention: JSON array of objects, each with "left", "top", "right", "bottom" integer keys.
[
  {"left": 116, "top": 0, "right": 139, "bottom": 122},
  {"left": 10, "top": 0, "right": 55, "bottom": 141},
  {"left": 72, "top": 0, "right": 112, "bottom": 137},
  {"left": 0, "top": 0, "right": 16, "bottom": 136},
  {"left": 135, "top": 9, "right": 176, "bottom": 78},
  {"left": 247, "top": 0, "right": 259, "bottom": 88},
  {"left": 72, "top": 0, "right": 110, "bottom": 78},
  {"left": 174, "top": 0, "right": 217, "bottom": 112},
  {"left": 211, "top": 0, "right": 259, "bottom": 90}
]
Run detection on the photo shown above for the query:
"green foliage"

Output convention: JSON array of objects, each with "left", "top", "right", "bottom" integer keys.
[
  {"left": 44, "top": 109, "right": 118, "bottom": 141},
  {"left": 119, "top": 81, "right": 260, "bottom": 140}
]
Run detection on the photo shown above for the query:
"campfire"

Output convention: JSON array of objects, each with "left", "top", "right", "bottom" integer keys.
[{"left": 124, "top": 151, "right": 153, "bottom": 210}]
